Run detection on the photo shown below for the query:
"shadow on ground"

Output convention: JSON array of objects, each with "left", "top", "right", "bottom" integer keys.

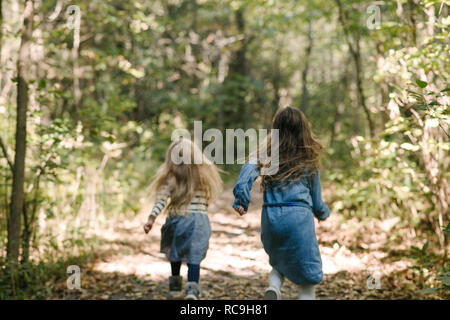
[{"left": 48, "top": 186, "right": 440, "bottom": 300}]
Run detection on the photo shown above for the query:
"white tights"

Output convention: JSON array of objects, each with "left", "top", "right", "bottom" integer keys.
[
  {"left": 268, "top": 268, "right": 316, "bottom": 300},
  {"left": 268, "top": 268, "right": 284, "bottom": 290},
  {"left": 298, "top": 283, "right": 316, "bottom": 300}
]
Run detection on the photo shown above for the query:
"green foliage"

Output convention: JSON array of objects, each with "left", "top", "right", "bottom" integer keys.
[
  {"left": 0, "top": 253, "right": 94, "bottom": 299},
  {"left": 413, "top": 225, "right": 450, "bottom": 295},
  {"left": 329, "top": 15, "right": 449, "bottom": 239},
  {"left": 0, "top": 227, "right": 96, "bottom": 299},
  {"left": 1, "top": 0, "right": 449, "bottom": 299}
]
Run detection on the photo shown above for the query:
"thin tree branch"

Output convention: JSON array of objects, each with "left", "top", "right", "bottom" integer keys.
[{"left": 0, "top": 135, "right": 14, "bottom": 171}]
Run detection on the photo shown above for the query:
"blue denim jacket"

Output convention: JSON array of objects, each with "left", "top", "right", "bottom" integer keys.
[
  {"left": 232, "top": 162, "right": 330, "bottom": 220},
  {"left": 232, "top": 162, "right": 330, "bottom": 285}
]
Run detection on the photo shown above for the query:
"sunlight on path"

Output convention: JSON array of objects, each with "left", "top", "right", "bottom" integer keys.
[{"left": 85, "top": 185, "right": 417, "bottom": 299}]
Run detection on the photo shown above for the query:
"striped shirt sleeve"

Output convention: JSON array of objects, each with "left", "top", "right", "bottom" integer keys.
[{"left": 149, "top": 184, "right": 170, "bottom": 219}]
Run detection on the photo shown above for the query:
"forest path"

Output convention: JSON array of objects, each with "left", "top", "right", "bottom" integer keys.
[{"left": 58, "top": 185, "right": 428, "bottom": 300}]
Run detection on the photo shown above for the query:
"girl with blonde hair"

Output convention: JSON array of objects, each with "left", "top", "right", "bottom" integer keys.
[{"left": 144, "top": 138, "right": 222, "bottom": 300}]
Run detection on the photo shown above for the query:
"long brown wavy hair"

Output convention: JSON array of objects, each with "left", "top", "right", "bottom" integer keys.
[
  {"left": 149, "top": 138, "right": 222, "bottom": 213},
  {"left": 259, "top": 107, "right": 324, "bottom": 189}
]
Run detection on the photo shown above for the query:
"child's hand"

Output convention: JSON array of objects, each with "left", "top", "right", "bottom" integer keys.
[
  {"left": 144, "top": 217, "right": 155, "bottom": 234},
  {"left": 234, "top": 206, "right": 247, "bottom": 216}
]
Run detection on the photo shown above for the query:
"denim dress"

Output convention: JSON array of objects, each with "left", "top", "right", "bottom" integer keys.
[
  {"left": 160, "top": 213, "right": 211, "bottom": 265},
  {"left": 149, "top": 185, "right": 211, "bottom": 265},
  {"left": 232, "top": 162, "right": 330, "bottom": 285}
]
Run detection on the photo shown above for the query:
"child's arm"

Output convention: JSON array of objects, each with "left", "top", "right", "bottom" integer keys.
[
  {"left": 232, "top": 162, "right": 259, "bottom": 215},
  {"left": 309, "top": 171, "right": 330, "bottom": 221},
  {"left": 144, "top": 186, "right": 169, "bottom": 233}
]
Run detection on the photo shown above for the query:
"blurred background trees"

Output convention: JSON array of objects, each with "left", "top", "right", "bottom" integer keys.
[{"left": 0, "top": 0, "right": 448, "bottom": 298}]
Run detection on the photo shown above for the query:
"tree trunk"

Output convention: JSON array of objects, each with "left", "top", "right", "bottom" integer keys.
[
  {"left": 191, "top": 0, "right": 198, "bottom": 32},
  {"left": 330, "top": 57, "right": 350, "bottom": 145},
  {"left": 217, "top": 49, "right": 229, "bottom": 131},
  {"left": 335, "top": 0, "right": 375, "bottom": 137},
  {"left": 300, "top": 20, "right": 313, "bottom": 114},
  {"left": 270, "top": 39, "right": 282, "bottom": 125},
  {"left": 353, "top": 38, "right": 374, "bottom": 137},
  {"left": 72, "top": 14, "right": 81, "bottom": 115},
  {"left": 0, "top": 0, "right": 3, "bottom": 55},
  {"left": 375, "top": 39, "right": 389, "bottom": 126},
  {"left": 0, "top": 0, "right": 3, "bottom": 88},
  {"left": 7, "top": 0, "right": 34, "bottom": 266},
  {"left": 231, "top": 8, "right": 248, "bottom": 128},
  {"left": 21, "top": 145, "right": 44, "bottom": 264},
  {"left": 232, "top": 9, "right": 247, "bottom": 76},
  {"left": 407, "top": 0, "right": 417, "bottom": 46}
]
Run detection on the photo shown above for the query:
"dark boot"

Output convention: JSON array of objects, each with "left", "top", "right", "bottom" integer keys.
[{"left": 169, "top": 275, "right": 182, "bottom": 294}]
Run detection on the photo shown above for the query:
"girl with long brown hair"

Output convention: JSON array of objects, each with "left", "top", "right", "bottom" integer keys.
[
  {"left": 232, "top": 107, "right": 330, "bottom": 300},
  {"left": 144, "top": 138, "right": 222, "bottom": 300}
]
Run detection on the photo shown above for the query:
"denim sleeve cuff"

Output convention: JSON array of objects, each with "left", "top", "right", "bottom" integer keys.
[
  {"left": 232, "top": 196, "right": 249, "bottom": 211},
  {"left": 232, "top": 186, "right": 249, "bottom": 211},
  {"left": 316, "top": 207, "right": 331, "bottom": 221}
]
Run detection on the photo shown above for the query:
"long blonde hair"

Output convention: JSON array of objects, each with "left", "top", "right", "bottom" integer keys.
[{"left": 150, "top": 138, "right": 222, "bottom": 212}]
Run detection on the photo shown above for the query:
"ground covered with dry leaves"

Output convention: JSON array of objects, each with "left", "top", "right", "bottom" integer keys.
[{"left": 52, "top": 185, "right": 444, "bottom": 300}]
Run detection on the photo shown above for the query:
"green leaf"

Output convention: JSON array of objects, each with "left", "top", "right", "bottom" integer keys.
[
  {"left": 437, "top": 275, "right": 450, "bottom": 284},
  {"left": 38, "top": 79, "right": 47, "bottom": 90},
  {"left": 46, "top": 208, "right": 55, "bottom": 218},
  {"left": 417, "top": 288, "right": 440, "bottom": 294},
  {"left": 443, "top": 223, "right": 450, "bottom": 236},
  {"left": 421, "top": 240, "right": 429, "bottom": 253},
  {"left": 416, "top": 80, "right": 428, "bottom": 88}
]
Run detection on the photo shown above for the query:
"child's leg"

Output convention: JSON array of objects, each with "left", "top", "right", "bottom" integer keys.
[
  {"left": 185, "top": 264, "right": 201, "bottom": 300},
  {"left": 268, "top": 268, "right": 284, "bottom": 290},
  {"left": 264, "top": 268, "right": 284, "bottom": 300},
  {"left": 171, "top": 261, "right": 182, "bottom": 276},
  {"left": 187, "top": 263, "right": 200, "bottom": 283},
  {"left": 298, "top": 284, "right": 315, "bottom": 300}
]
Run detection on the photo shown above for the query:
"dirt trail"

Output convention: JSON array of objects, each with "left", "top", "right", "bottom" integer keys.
[{"left": 56, "top": 186, "right": 432, "bottom": 300}]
